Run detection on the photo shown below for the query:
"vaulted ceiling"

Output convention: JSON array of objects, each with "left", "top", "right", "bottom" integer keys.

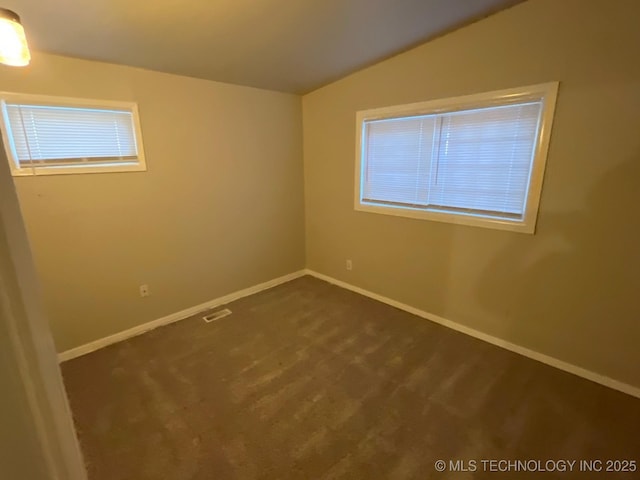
[{"left": 8, "top": 0, "right": 521, "bottom": 93}]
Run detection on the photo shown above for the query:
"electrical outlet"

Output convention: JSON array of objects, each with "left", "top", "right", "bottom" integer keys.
[
  {"left": 139, "top": 284, "right": 150, "bottom": 297},
  {"left": 346, "top": 259, "right": 353, "bottom": 271}
]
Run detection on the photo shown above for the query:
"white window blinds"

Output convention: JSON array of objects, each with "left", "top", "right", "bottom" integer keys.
[
  {"left": 4, "top": 103, "right": 139, "bottom": 168},
  {"left": 362, "top": 101, "right": 543, "bottom": 220}
]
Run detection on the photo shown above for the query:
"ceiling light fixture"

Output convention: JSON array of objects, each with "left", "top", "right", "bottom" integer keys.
[{"left": 0, "top": 8, "right": 30, "bottom": 66}]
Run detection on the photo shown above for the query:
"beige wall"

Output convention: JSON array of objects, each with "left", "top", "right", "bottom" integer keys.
[
  {"left": 0, "top": 52, "right": 305, "bottom": 352},
  {"left": 303, "top": 0, "right": 640, "bottom": 388}
]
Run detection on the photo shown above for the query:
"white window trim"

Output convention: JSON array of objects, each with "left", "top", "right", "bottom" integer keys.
[
  {"left": 354, "top": 82, "right": 559, "bottom": 234},
  {"left": 0, "top": 92, "right": 147, "bottom": 176}
]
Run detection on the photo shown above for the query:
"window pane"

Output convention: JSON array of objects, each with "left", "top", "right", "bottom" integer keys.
[
  {"left": 427, "top": 102, "right": 541, "bottom": 216},
  {"left": 361, "top": 101, "right": 542, "bottom": 219},
  {"left": 5, "top": 104, "right": 138, "bottom": 163},
  {"left": 363, "top": 115, "right": 436, "bottom": 206}
]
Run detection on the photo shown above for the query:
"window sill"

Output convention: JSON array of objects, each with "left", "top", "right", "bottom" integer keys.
[
  {"left": 354, "top": 201, "right": 536, "bottom": 234},
  {"left": 10, "top": 163, "right": 147, "bottom": 177}
]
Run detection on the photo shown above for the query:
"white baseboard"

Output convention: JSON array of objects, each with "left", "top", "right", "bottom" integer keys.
[
  {"left": 304, "top": 269, "right": 640, "bottom": 399},
  {"left": 58, "top": 270, "right": 306, "bottom": 362}
]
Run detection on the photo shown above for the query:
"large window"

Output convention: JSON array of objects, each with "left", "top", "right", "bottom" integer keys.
[
  {"left": 355, "top": 83, "right": 558, "bottom": 233},
  {"left": 0, "top": 93, "right": 146, "bottom": 176}
]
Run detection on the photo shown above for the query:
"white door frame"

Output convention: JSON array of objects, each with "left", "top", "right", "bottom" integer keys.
[{"left": 0, "top": 135, "right": 88, "bottom": 480}]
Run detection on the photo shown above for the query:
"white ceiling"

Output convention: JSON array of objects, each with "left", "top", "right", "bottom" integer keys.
[{"left": 8, "top": 0, "right": 520, "bottom": 93}]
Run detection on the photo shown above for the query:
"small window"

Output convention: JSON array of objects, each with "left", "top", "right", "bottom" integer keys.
[
  {"left": 355, "top": 83, "right": 558, "bottom": 233},
  {"left": 0, "top": 93, "right": 146, "bottom": 176}
]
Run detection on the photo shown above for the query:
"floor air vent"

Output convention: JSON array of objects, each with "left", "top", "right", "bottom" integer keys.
[{"left": 203, "top": 308, "right": 232, "bottom": 323}]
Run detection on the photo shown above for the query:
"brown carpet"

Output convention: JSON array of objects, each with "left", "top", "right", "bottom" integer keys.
[{"left": 62, "top": 276, "right": 640, "bottom": 479}]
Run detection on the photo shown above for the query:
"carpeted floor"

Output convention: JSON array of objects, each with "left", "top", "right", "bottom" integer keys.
[{"left": 62, "top": 276, "right": 640, "bottom": 479}]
